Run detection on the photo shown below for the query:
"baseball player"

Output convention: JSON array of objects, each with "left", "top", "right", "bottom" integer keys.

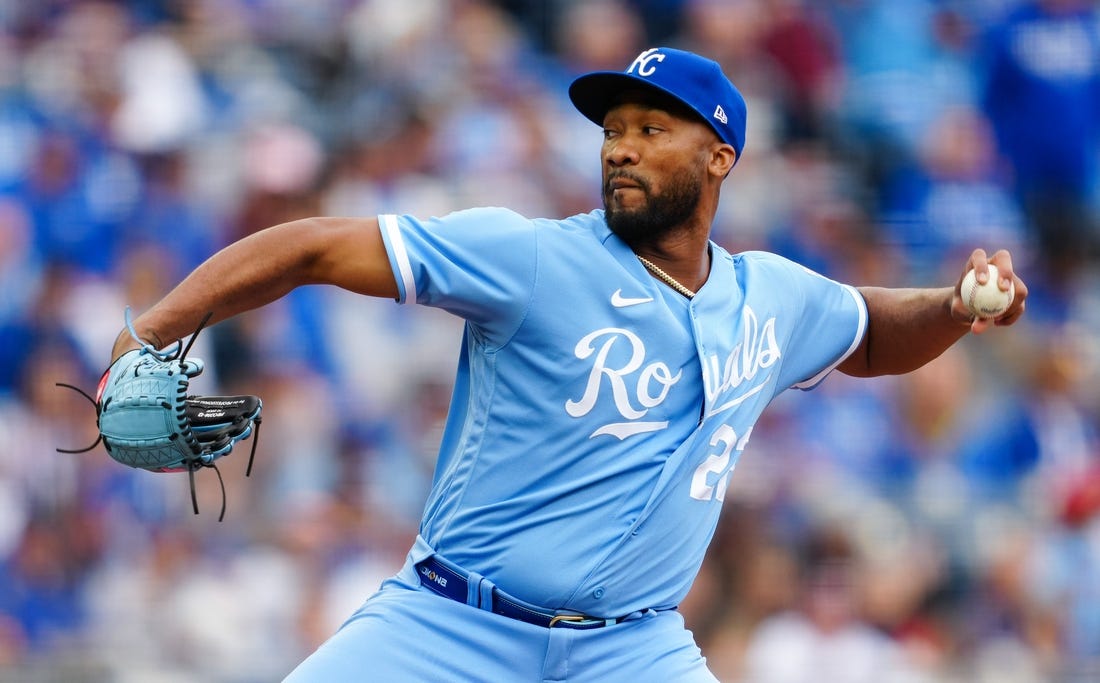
[{"left": 107, "top": 48, "right": 1027, "bottom": 681}]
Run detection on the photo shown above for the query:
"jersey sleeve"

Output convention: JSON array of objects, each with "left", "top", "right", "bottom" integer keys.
[
  {"left": 377, "top": 208, "right": 538, "bottom": 342},
  {"left": 761, "top": 255, "right": 867, "bottom": 392}
]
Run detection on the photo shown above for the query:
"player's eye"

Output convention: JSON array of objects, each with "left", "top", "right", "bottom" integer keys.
[{"left": 602, "top": 129, "right": 619, "bottom": 140}]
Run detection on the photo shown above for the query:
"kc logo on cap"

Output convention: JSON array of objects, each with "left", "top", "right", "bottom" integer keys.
[
  {"left": 568, "top": 47, "right": 748, "bottom": 163},
  {"left": 627, "top": 47, "right": 666, "bottom": 77}
]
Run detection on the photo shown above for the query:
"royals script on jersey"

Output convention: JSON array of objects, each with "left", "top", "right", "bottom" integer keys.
[{"left": 378, "top": 208, "right": 867, "bottom": 616}]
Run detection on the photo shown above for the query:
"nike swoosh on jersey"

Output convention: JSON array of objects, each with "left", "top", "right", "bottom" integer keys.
[{"left": 611, "top": 289, "right": 655, "bottom": 307}]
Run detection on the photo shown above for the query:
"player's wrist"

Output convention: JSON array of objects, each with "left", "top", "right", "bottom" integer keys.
[
  {"left": 110, "top": 308, "right": 171, "bottom": 363},
  {"left": 944, "top": 287, "right": 975, "bottom": 328},
  {"left": 110, "top": 331, "right": 147, "bottom": 364}
]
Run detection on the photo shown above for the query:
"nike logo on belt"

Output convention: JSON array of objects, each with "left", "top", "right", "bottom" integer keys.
[{"left": 611, "top": 289, "right": 655, "bottom": 307}]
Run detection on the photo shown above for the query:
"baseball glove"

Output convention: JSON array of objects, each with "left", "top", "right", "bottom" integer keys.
[{"left": 57, "top": 309, "right": 262, "bottom": 521}]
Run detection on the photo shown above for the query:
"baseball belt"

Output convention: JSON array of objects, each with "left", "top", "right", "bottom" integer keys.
[{"left": 415, "top": 556, "right": 630, "bottom": 630}]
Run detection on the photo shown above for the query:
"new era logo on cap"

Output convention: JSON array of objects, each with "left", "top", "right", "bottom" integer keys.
[{"left": 568, "top": 47, "right": 748, "bottom": 163}]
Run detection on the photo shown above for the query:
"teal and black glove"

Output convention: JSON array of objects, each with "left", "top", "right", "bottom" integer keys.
[
  {"left": 59, "top": 309, "right": 261, "bottom": 520},
  {"left": 97, "top": 349, "right": 261, "bottom": 474}
]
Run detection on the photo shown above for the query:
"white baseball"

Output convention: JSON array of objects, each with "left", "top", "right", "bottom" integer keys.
[{"left": 960, "top": 264, "right": 1014, "bottom": 319}]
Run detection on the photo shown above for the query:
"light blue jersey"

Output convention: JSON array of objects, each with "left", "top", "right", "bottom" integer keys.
[{"left": 376, "top": 207, "right": 867, "bottom": 617}]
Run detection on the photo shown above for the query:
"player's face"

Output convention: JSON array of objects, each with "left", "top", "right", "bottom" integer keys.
[{"left": 600, "top": 99, "right": 710, "bottom": 244}]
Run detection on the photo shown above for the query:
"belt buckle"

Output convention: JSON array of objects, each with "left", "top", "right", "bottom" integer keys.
[{"left": 548, "top": 614, "right": 591, "bottom": 628}]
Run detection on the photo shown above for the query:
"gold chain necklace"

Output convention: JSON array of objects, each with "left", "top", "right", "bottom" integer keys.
[{"left": 637, "top": 255, "right": 696, "bottom": 299}]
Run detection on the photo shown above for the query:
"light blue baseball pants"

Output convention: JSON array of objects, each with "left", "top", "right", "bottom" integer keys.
[{"left": 283, "top": 543, "right": 718, "bottom": 682}]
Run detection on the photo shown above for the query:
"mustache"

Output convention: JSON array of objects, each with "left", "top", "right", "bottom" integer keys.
[{"left": 604, "top": 171, "right": 650, "bottom": 195}]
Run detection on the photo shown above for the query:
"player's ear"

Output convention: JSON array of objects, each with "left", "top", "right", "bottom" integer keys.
[{"left": 709, "top": 143, "right": 736, "bottom": 178}]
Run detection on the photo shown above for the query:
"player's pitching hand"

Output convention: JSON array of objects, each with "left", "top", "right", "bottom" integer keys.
[{"left": 952, "top": 248, "right": 1028, "bottom": 334}]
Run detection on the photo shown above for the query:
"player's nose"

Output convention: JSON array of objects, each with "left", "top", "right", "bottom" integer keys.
[{"left": 603, "top": 137, "right": 640, "bottom": 168}]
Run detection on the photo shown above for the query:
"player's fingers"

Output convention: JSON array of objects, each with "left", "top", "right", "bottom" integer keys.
[
  {"left": 952, "top": 249, "right": 989, "bottom": 325},
  {"left": 988, "top": 249, "right": 1029, "bottom": 321},
  {"left": 995, "top": 299, "right": 1026, "bottom": 327},
  {"left": 987, "top": 249, "right": 1016, "bottom": 290},
  {"left": 965, "top": 248, "right": 990, "bottom": 285}
]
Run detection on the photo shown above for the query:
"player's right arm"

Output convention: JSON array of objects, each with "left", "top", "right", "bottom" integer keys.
[
  {"left": 110, "top": 216, "right": 395, "bottom": 361},
  {"left": 838, "top": 249, "right": 1026, "bottom": 378}
]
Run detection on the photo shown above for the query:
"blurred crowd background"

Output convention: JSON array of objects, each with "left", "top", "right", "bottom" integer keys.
[{"left": 1, "top": 0, "right": 1100, "bottom": 681}]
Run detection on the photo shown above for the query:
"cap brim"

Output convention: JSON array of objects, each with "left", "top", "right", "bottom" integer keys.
[{"left": 568, "top": 71, "right": 686, "bottom": 127}]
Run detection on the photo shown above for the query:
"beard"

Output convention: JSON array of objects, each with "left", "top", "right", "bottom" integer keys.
[{"left": 603, "top": 170, "right": 702, "bottom": 245}]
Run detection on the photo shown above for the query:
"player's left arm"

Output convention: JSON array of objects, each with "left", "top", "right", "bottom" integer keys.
[{"left": 838, "top": 248, "right": 1027, "bottom": 378}]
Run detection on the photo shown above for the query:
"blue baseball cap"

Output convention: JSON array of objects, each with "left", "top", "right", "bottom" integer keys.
[{"left": 569, "top": 47, "right": 747, "bottom": 162}]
